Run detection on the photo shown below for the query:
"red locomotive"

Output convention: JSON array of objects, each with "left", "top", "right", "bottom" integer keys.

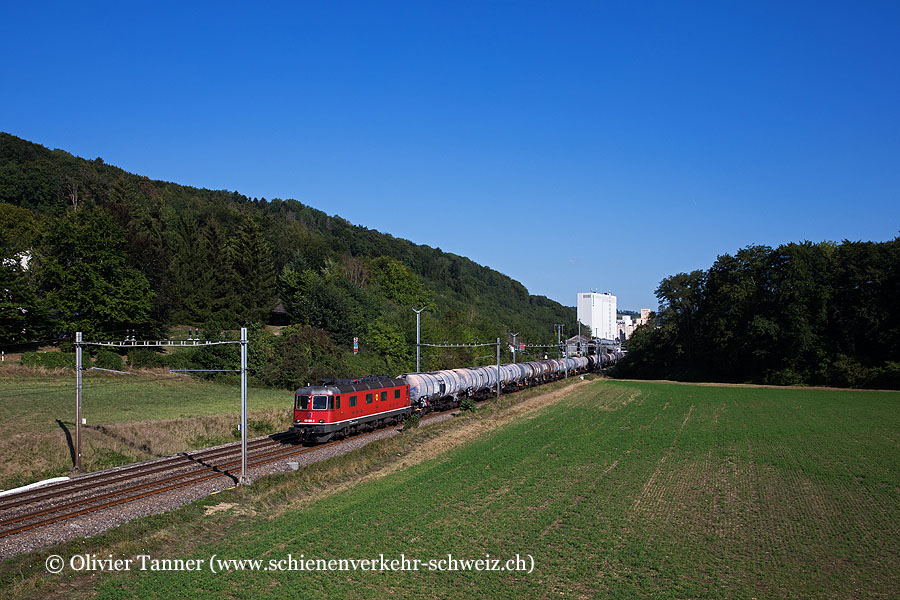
[{"left": 290, "top": 376, "right": 412, "bottom": 442}]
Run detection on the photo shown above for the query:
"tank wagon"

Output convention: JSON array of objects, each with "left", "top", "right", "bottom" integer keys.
[{"left": 291, "top": 351, "right": 623, "bottom": 442}]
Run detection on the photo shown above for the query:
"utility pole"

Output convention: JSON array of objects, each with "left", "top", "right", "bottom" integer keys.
[
  {"left": 511, "top": 332, "right": 519, "bottom": 364},
  {"left": 496, "top": 337, "right": 501, "bottom": 398},
  {"left": 75, "top": 332, "right": 82, "bottom": 472},
  {"left": 239, "top": 327, "right": 250, "bottom": 485},
  {"left": 554, "top": 324, "right": 564, "bottom": 359},
  {"left": 413, "top": 306, "right": 425, "bottom": 372}
]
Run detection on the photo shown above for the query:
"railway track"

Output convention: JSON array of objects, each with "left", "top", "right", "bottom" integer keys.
[
  {"left": 0, "top": 374, "right": 585, "bottom": 543},
  {"left": 0, "top": 431, "right": 307, "bottom": 538},
  {"left": 0, "top": 423, "right": 396, "bottom": 540},
  {"left": 0, "top": 432, "right": 296, "bottom": 512}
]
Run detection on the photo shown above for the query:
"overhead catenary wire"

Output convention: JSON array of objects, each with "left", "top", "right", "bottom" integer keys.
[
  {"left": 418, "top": 342, "right": 499, "bottom": 348},
  {"left": 71, "top": 329, "right": 252, "bottom": 483},
  {"left": 168, "top": 369, "right": 241, "bottom": 373}
]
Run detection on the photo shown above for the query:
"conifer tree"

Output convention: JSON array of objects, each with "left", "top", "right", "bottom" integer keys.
[{"left": 227, "top": 215, "right": 276, "bottom": 324}]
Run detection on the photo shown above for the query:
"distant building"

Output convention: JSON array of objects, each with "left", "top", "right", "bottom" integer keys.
[
  {"left": 616, "top": 315, "right": 634, "bottom": 344},
  {"left": 269, "top": 300, "right": 290, "bottom": 326},
  {"left": 617, "top": 309, "right": 652, "bottom": 342},
  {"left": 637, "top": 308, "right": 651, "bottom": 326},
  {"left": 610, "top": 308, "right": 653, "bottom": 343},
  {"left": 565, "top": 334, "right": 592, "bottom": 356},
  {"left": 576, "top": 292, "right": 617, "bottom": 340}
]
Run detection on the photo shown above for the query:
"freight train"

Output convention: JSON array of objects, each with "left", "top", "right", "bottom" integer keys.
[{"left": 290, "top": 350, "right": 622, "bottom": 443}]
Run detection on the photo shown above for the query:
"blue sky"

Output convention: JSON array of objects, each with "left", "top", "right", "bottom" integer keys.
[{"left": 2, "top": 1, "right": 898, "bottom": 310}]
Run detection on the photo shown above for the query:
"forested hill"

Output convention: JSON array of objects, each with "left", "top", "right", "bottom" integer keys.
[{"left": 0, "top": 132, "right": 578, "bottom": 373}]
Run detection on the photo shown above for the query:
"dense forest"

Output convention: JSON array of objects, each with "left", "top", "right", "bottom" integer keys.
[
  {"left": 616, "top": 240, "right": 900, "bottom": 389},
  {"left": 0, "top": 133, "right": 579, "bottom": 383}
]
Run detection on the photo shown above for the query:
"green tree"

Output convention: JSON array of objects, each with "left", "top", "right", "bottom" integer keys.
[
  {"left": 0, "top": 203, "right": 41, "bottom": 342},
  {"left": 35, "top": 207, "right": 153, "bottom": 339},
  {"left": 370, "top": 256, "right": 431, "bottom": 308},
  {"left": 1, "top": 132, "right": 591, "bottom": 372},
  {"left": 227, "top": 215, "right": 276, "bottom": 324},
  {"left": 701, "top": 246, "right": 775, "bottom": 381},
  {"left": 278, "top": 264, "right": 353, "bottom": 344},
  {"left": 255, "top": 325, "right": 343, "bottom": 389},
  {"left": 367, "top": 316, "right": 410, "bottom": 372},
  {"left": 619, "top": 238, "right": 900, "bottom": 389},
  {"left": 168, "top": 213, "right": 214, "bottom": 325},
  {"left": 168, "top": 214, "right": 243, "bottom": 327}
]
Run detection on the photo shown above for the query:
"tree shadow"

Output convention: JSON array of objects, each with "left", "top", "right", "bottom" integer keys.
[
  {"left": 182, "top": 453, "right": 239, "bottom": 484},
  {"left": 84, "top": 423, "right": 168, "bottom": 459},
  {"left": 56, "top": 419, "right": 170, "bottom": 466}
]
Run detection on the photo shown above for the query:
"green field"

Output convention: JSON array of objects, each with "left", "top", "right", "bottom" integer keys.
[
  {"left": 0, "top": 366, "right": 293, "bottom": 489},
  {"left": 3, "top": 379, "right": 900, "bottom": 599}
]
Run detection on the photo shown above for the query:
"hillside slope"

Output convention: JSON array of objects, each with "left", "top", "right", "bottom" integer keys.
[{"left": 0, "top": 132, "right": 577, "bottom": 375}]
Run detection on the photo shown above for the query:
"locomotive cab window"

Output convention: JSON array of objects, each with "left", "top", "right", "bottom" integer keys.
[
  {"left": 297, "top": 395, "right": 310, "bottom": 410},
  {"left": 335, "top": 396, "right": 340, "bottom": 409},
  {"left": 350, "top": 395, "right": 357, "bottom": 407},
  {"left": 394, "top": 389, "right": 401, "bottom": 399},
  {"left": 312, "top": 395, "right": 329, "bottom": 410},
  {"left": 366, "top": 393, "right": 373, "bottom": 404},
  {"left": 380, "top": 391, "right": 387, "bottom": 402}
]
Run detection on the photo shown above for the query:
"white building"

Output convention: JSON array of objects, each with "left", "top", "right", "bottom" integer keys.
[
  {"left": 617, "top": 315, "right": 634, "bottom": 343},
  {"left": 576, "top": 292, "right": 617, "bottom": 340}
]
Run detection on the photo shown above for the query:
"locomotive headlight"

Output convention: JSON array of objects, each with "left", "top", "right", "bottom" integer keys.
[{"left": 319, "top": 419, "right": 325, "bottom": 423}]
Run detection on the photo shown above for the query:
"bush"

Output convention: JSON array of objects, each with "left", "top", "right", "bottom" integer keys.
[
  {"left": 763, "top": 368, "right": 805, "bottom": 386},
  {"left": 828, "top": 355, "right": 871, "bottom": 388},
  {"left": 403, "top": 411, "right": 421, "bottom": 430},
  {"left": 869, "top": 362, "right": 900, "bottom": 390},
  {"left": 20, "top": 351, "right": 76, "bottom": 369},
  {"left": 44, "top": 352, "right": 77, "bottom": 368},
  {"left": 20, "top": 352, "right": 41, "bottom": 367},
  {"left": 249, "top": 419, "right": 276, "bottom": 435},
  {"left": 95, "top": 349, "right": 124, "bottom": 371},
  {"left": 127, "top": 348, "right": 168, "bottom": 368},
  {"left": 125, "top": 348, "right": 202, "bottom": 372},
  {"left": 460, "top": 397, "right": 476, "bottom": 412},
  {"left": 252, "top": 325, "right": 344, "bottom": 390},
  {"left": 166, "top": 349, "right": 198, "bottom": 370}
]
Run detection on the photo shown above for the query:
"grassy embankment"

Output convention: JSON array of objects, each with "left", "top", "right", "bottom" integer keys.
[
  {"left": 0, "top": 364, "right": 292, "bottom": 490},
  {"left": 2, "top": 377, "right": 899, "bottom": 598}
]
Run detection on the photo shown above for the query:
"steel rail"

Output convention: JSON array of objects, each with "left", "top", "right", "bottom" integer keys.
[
  {"left": 0, "top": 434, "right": 359, "bottom": 539},
  {"left": 0, "top": 433, "right": 296, "bottom": 510}
]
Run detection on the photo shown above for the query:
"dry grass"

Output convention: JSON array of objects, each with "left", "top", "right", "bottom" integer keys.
[
  {"left": 0, "top": 364, "right": 72, "bottom": 377},
  {"left": 0, "top": 408, "right": 289, "bottom": 491},
  {"left": 0, "top": 368, "right": 290, "bottom": 490}
]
